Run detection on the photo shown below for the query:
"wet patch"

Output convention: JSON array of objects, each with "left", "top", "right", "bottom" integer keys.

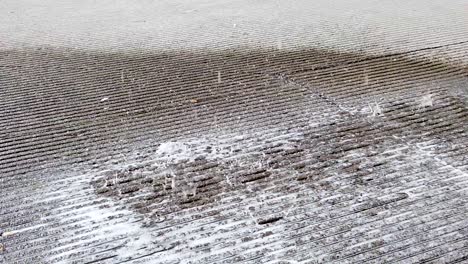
[
  {"left": 1, "top": 46, "right": 468, "bottom": 263},
  {"left": 1, "top": 46, "right": 466, "bottom": 175},
  {"left": 90, "top": 128, "right": 308, "bottom": 214}
]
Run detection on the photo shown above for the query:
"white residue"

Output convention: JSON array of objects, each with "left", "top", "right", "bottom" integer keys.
[
  {"left": 45, "top": 174, "right": 157, "bottom": 263},
  {"left": 367, "top": 101, "right": 383, "bottom": 116},
  {"left": 156, "top": 142, "right": 190, "bottom": 161},
  {"left": 419, "top": 94, "right": 433, "bottom": 108}
]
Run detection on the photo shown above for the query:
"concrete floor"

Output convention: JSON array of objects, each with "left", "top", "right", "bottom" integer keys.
[{"left": 1, "top": 1, "right": 468, "bottom": 263}]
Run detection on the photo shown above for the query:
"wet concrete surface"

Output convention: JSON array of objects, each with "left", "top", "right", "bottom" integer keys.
[{"left": 1, "top": 46, "right": 468, "bottom": 263}]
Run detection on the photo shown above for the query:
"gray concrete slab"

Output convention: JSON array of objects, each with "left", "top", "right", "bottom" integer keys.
[{"left": 1, "top": 1, "right": 468, "bottom": 264}]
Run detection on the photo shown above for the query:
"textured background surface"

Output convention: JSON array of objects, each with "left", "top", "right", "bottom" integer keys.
[{"left": 1, "top": 1, "right": 468, "bottom": 263}]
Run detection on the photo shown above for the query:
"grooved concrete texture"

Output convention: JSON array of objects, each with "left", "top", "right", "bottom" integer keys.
[{"left": 1, "top": 1, "right": 468, "bottom": 264}]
